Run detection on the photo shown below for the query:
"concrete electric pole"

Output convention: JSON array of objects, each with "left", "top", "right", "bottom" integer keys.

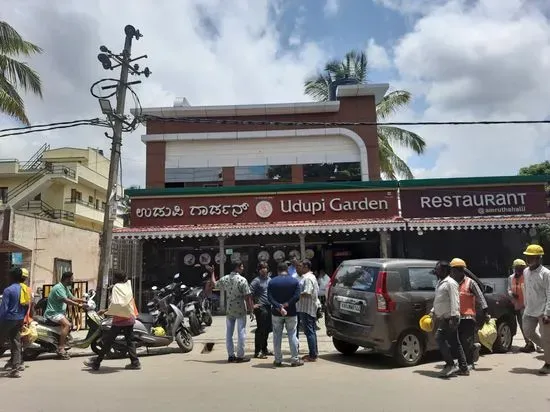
[{"left": 93, "top": 25, "right": 151, "bottom": 307}]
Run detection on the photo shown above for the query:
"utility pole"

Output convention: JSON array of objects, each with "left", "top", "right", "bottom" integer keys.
[{"left": 93, "top": 25, "right": 151, "bottom": 308}]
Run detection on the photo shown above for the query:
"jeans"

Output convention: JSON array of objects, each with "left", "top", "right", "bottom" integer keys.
[
  {"left": 298, "top": 312, "right": 318, "bottom": 359},
  {"left": 0, "top": 320, "right": 24, "bottom": 370},
  {"left": 253, "top": 305, "right": 272, "bottom": 355},
  {"left": 435, "top": 318, "right": 467, "bottom": 370},
  {"left": 271, "top": 315, "right": 299, "bottom": 364},
  {"left": 523, "top": 315, "right": 550, "bottom": 364},
  {"left": 458, "top": 319, "right": 476, "bottom": 364},
  {"left": 226, "top": 315, "right": 247, "bottom": 359},
  {"left": 96, "top": 325, "right": 139, "bottom": 365}
]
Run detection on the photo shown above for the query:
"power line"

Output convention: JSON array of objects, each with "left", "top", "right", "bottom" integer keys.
[
  {"left": 142, "top": 115, "right": 550, "bottom": 127},
  {"left": 0, "top": 119, "right": 108, "bottom": 138}
]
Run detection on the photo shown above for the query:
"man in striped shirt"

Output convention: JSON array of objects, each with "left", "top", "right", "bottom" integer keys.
[{"left": 296, "top": 260, "right": 319, "bottom": 362}]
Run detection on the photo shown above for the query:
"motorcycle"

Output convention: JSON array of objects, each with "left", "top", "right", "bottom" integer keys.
[
  {"left": 92, "top": 285, "right": 194, "bottom": 357},
  {"left": 13, "top": 290, "right": 103, "bottom": 361}
]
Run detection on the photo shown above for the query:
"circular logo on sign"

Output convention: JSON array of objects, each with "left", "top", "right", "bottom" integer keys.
[
  {"left": 199, "top": 253, "right": 211, "bottom": 265},
  {"left": 305, "top": 249, "right": 315, "bottom": 259},
  {"left": 183, "top": 254, "right": 196, "bottom": 266},
  {"left": 258, "top": 251, "right": 270, "bottom": 262},
  {"left": 255, "top": 200, "right": 273, "bottom": 219},
  {"left": 273, "top": 250, "right": 285, "bottom": 262},
  {"left": 215, "top": 253, "right": 227, "bottom": 264}
]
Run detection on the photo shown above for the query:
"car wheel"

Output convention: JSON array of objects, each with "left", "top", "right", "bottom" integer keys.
[
  {"left": 493, "top": 319, "right": 513, "bottom": 353},
  {"left": 394, "top": 330, "right": 424, "bottom": 367},
  {"left": 332, "top": 338, "right": 359, "bottom": 356}
]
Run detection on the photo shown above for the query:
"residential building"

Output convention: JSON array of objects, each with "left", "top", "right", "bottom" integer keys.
[
  {"left": 0, "top": 146, "right": 123, "bottom": 293},
  {"left": 0, "top": 145, "right": 123, "bottom": 232}
]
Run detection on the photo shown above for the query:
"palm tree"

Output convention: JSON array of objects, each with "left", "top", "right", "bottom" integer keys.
[
  {"left": 0, "top": 21, "right": 43, "bottom": 125},
  {"left": 304, "top": 50, "right": 425, "bottom": 179}
]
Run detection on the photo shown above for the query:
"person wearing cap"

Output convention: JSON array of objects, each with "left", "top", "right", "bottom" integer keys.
[
  {"left": 430, "top": 260, "right": 469, "bottom": 377},
  {"left": 508, "top": 258, "right": 535, "bottom": 353},
  {"left": 521, "top": 244, "right": 550, "bottom": 375},
  {"left": 450, "top": 258, "right": 489, "bottom": 371},
  {"left": 0, "top": 268, "right": 29, "bottom": 378}
]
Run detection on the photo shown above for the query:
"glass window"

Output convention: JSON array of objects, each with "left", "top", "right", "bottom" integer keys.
[
  {"left": 333, "top": 265, "right": 378, "bottom": 292},
  {"left": 408, "top": 268, "right": 437, "bottom": 291}
]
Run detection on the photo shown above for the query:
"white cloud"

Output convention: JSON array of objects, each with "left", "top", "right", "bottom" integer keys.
[
  {"left": 366, "top": 38, "right": 392, "bottom": 70},
  {"left": 0, "top": 0, "right": 325, "bottom": 187},
  {"left": 380, "top": 0, "right": 550, "bottom": 178},
  {"left": 324, "top": 0, "right": 339, "bottom": 17}
]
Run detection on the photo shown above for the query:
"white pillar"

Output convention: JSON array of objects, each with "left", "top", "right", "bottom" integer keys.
[
  {"left": 218, "top": 236, "right": 226, "bottom": 313},
  {"left": 379, "top": 230, "right": 391, "bottom": 258},
  {"left": 299, "top": 233, "right": 306, "bottom": 260}
]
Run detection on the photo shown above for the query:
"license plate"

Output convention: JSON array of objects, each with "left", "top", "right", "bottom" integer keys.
[{"left": 340, "top": 302, "right": 361, "bottom": 313}]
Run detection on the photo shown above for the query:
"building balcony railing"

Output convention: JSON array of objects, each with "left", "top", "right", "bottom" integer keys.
[{"left": 64, "top": 198, "right": 105, "bottom": 211}]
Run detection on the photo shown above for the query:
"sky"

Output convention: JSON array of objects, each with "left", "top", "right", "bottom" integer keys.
[{"left": 0, "top": 0, "right": 549, "bottom": 187}]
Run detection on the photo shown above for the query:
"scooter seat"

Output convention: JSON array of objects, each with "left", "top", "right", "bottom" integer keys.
[
  {"left": 137, "top": 313, "right": 154, "bottom": 324},
  {"left": 34, "top": 315, "right": 60, "bottom": 327}
]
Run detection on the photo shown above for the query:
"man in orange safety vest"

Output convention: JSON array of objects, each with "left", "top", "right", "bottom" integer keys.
[{"left": 450, "top": 258, "right": 490, "bottom": 371}]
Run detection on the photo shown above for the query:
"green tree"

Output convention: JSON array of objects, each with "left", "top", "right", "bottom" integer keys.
[
  {"left": 303, "top": 50, "right": 426, "bottom": 179},
  {"left": 518, "top": 161, "right": 550, "bottom": 245},
  {"left": 519, "top": 161, "right": 550, "bottom": 176},
  {"left": 0, "top": 21, "right": 43, "bottom": 125}
]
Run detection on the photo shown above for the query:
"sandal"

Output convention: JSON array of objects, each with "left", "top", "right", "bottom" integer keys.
[{"left": 56, "top": 350, "right": 70, "bottom": 360}]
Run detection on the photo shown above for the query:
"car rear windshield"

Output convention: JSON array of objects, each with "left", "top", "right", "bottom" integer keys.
[{"left": 332, "top": 265, "right": 379, "bottom": 292}]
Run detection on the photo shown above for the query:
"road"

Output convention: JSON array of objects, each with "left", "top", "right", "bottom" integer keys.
[{"left": 1, "top": 317, "right": 548, "bottom": 412}]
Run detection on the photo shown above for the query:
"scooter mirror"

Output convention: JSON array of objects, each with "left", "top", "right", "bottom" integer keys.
[{"left": 151, "top": 286, "right": 158, "bottom": 291}]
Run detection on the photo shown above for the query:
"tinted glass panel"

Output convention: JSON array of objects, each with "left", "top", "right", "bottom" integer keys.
[
  {"left": 333, "top": 265, "right": 378, "bottom": 292},
  {"left": 408, "top": 268, "right": 437, "bottom": 291}
]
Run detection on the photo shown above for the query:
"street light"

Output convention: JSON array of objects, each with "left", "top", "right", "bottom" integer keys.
[{"left": 98, "top": 98, "right": 113, "bottom": 115}]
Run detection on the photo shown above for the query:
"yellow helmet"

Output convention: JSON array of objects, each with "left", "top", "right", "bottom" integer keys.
[
  {"left": 523, "top": 244, "right": 544, "bottom": 256},
  {"left": 419, "top": 315, "right": 433, "bottom": 332},
  {"left": 450, "top": 258, "right": 467, "bottom": 268},
  {"left": 513, "top": 259, "right": 527, "bottom": 267},
  {"left": 21, "top": 268, "right": 29, "bottom": 278}
]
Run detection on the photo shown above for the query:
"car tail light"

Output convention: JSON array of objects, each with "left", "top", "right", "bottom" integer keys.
[
  {"left": 326, "top": 268, "right": 339, "bottom": 303},
  {"left": 375, "top": 271, "right": 396, "bottom": 312}
]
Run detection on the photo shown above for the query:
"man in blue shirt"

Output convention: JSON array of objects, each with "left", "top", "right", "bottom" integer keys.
[
  {"left": 0, "top": 267, "right": 28, "bottom": 378},
  {"left": 268, "top": 262, "right": 302, "bottom": 367}
]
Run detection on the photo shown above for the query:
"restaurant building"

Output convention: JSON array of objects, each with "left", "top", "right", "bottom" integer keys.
[{"left": 111, "top": 83, "right": 549, "bottom": 303}]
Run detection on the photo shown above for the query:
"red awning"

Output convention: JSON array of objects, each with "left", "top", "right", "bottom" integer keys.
[
  {"left": 112, "top": 218, "right": 405, "bottom": 239},
  {"left": 406, "top": 215, "right": 549, "bottom": 231}
]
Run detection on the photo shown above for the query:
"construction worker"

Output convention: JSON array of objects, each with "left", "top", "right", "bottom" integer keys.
[
  {"left": 508, "top": 259, "right": 535, "bottom": 352},
  {"left": 521, "top": 244, "right": 550, "bottom": 375},
  {"left": 430, "top": 260, "right": 469, "bottom": 377},
  {"left": 450, "top": 258, "right": 489, "bottom": 371}
]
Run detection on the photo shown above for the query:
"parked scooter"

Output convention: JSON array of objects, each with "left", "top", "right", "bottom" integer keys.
[
  {"left": 92, "top": 285, "right": 193, "bottom": 356},
  {"left": 18, "top": 290, "right": 103, "bottom": 361}
]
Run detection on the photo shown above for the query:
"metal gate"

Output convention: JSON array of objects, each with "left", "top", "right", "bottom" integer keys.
[
  {"left": 39, "top": 281, "right": 89, "bottom": 330},
  {"left": 111, "top": 238, "right": 143, "bottom": 309}
]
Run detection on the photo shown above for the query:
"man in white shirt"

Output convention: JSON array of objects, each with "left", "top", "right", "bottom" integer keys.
[
  {"left": 430, "top": 260, "right": 469, "bottom": 377},
  {"left": 296, "top": 260, "right": 319, "bottom": 362},
  {"left": 521, "top": 244, "right": 550, "bottom": 375},
  {"left": 317, "top": 269, "right": 330, "bottom": 309}
]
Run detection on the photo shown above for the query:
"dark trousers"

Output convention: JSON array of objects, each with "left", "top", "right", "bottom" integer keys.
[
  {"left": 298, "top": 312, "right": 318, "bottom": 359},
  {"left": 96, "top": 325, "right": 139, "bottom": 365},
  {"left": 0, "top": 320, "right": 23, "bottom": 370},
  {"left": 435, "top": 318, "right": 467, "bottom": 370},
  {"left": 253, "top": 305, "right": 272, "bottom": 355},
  {"left": 458, "top": 319, "right": 476, "bottom": 364}
]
